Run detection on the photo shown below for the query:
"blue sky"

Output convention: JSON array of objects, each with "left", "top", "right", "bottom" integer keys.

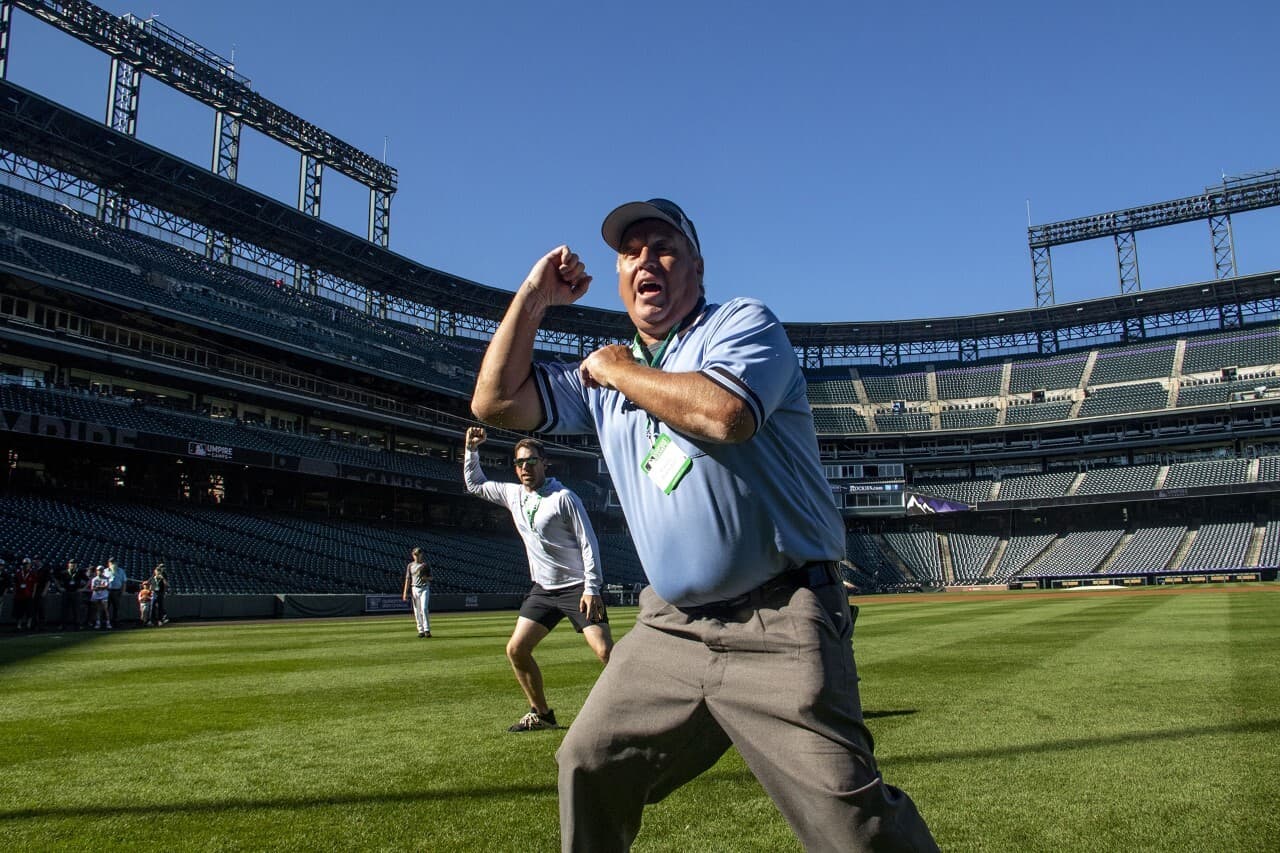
[{"left": 9, "top": 0, "right": 1280, "bottom": 323}]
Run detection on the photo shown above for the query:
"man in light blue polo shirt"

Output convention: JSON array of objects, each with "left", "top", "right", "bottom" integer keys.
[{"left": 471, "top": 199, "right": 937, "bottom": 852}]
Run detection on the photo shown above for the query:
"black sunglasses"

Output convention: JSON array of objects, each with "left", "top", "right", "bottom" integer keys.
[{"left": 513, "top": 457, "right": 542, "bottom": 468}]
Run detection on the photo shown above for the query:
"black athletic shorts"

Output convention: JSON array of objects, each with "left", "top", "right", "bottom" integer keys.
[{"left": 519, "top": 582, "right": 608, "bottom": 632}]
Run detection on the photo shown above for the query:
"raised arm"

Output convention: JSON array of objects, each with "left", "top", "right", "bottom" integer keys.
[
  {"left": 471, "top": 246, "right": 592, "bottom": 430},
  {"left": 463, "top": 426, "right": 516, "bottom": 506}
]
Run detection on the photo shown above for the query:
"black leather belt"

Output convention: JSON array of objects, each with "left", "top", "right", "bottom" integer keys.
[{"left": 681, "top": 561, "right": 839, "bottom": 616}]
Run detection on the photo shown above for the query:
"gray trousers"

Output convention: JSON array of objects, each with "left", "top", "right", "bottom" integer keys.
[{"left": 557, "top": 581, "right": 938, "bottom": 853}]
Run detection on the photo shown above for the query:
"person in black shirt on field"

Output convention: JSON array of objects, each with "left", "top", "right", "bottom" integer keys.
[{"left": 149, "top": 564, "right": 170, "bottom": 626}]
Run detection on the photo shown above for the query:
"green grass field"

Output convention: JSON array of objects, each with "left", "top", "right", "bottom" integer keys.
[{"left": 2, "top": 585, "right": 1278, "bottom": 852}]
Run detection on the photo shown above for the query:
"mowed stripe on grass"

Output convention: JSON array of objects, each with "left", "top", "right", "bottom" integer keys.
[{"left": 1, "top": 586, "right": 1277, "bottom": 852}]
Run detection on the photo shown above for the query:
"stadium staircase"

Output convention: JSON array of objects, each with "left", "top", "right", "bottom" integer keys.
[
  {"left": 983, "top": 538, "right": 1009, "bottom": 580},
  {"left": 1097, "top": 530, "right": 1135, "bottom": 574},
  {"left": 1079, "top": 350, "right": 1099, "bottom": 389},
  {"left": 849, "top": 369, "right": 870, "bottom": 404},
  {"left": 1153, "top": 465, "right": 1172, "bottom": 490},
  {"left": 1171, "top": 339, "right": 1188, "bottom": 381},
  {"left": 1167, "top": 527, "right": 1197, "bottom": 570},
  {"left": 938, "top": 532, "right": 955, "bottom": 584},
  {"left": 925, "top": 369, "right": 941, "bottom": 431},
  {"left": 1065, "top": 472, "right": 1085, "bottom": 496},
  {"left": 1245, "top": 522, "right": 1267, "bottom": 567},
  {"left": 848, "top": 371, "right": 876, "bottom": 432}
]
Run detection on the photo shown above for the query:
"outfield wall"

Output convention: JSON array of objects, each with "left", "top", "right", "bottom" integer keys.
[{"left": 0, "top": 592, "right": 527, "bottom": 625}]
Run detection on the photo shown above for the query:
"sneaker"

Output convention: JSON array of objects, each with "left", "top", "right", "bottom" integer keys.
[
  {"left": 424, "top": 630, "right": 432, "bottom": 638},
  {"left": 417, "top": 631, "right": 425, "bottom": 638},
  {"left": 508, "top": 708, "right": 557, "bottom": 732}
]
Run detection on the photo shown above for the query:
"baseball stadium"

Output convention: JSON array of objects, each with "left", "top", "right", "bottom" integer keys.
[{"left": 1, "top": 2, "right": 1276, "bottom": 851}]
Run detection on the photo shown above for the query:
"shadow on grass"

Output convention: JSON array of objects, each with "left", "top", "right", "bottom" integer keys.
[
  {"left": 865, "top": 709, "right": 917, "bottom": 719},
  {"left": 0, "top": 624, "right": 139, "bottom": 668},
  {"left": 889, "top": 717, "right": 1280, "bottom": 768},
  {"left": 12, "top": 717, "right": 1271, "bottom": 823},
  {"left": 0, "top": 780, "right": 557, "bottom": 821}
]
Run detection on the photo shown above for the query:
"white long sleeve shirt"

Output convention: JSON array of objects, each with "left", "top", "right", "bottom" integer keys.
[{"left": 464, "top": 450, "right": 603, "bottom": 594}]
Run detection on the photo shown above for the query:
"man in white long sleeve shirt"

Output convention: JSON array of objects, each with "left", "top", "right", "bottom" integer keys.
[{"left": 464, "top": 426, "right": 613, "bottom": 732}]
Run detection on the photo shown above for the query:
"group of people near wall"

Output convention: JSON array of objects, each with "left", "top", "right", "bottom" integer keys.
[{"left": 1, "top": 557, "right": 169, "bottom": 630}]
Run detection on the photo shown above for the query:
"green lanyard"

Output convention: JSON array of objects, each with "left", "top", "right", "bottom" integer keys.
[{"left": 629, "top": 297, "right": 707, "bottom": 369}]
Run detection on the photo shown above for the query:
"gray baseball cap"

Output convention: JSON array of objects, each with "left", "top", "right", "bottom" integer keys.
[{"left": 602, "top": 198, "right": 701, "bottom": 255}]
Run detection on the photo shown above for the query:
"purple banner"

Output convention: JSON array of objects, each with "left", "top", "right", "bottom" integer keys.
[{"left": 904, "top": 492, "right": 971, "bottom": 515}]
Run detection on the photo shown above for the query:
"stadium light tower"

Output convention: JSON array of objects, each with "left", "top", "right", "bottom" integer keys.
[
  {"left": 0, "top": 2, "right": 12, "bottom": 80},
  {"left": 9, "top": 0, "right": 399, "bottom": 290},
  {"left": 1028, "top": 170, "right": 1280, "bottom": 307}
]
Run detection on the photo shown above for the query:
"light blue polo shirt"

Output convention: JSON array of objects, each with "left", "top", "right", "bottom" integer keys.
[{"left": 534, "top": 297, "right": 844, "bottom": 607}]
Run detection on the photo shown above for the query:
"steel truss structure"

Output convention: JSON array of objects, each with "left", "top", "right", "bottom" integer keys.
[
  {"left": 4, "top": 94, "right": 1279, "bottom": 370},
  {"left": 7, "top": 0, "right": 396, "bottom": 241},
  {"left": 1, "top": 7, "right": 1279, "bottom": 370},
  {"left": 789, "top": 275, "right": 1280, "bottom": 369},
  {"left": 1028, "top": 170, "right": 1280, "bottom": 306}
]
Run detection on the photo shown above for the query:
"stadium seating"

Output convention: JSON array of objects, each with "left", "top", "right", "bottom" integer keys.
[
  {"left": 1181, "top": 327, "right": 1280, "bottom": 374},
  {"left": 1077, "top": 382, "right": 1169, "bottom": 418},
  {"left": 935, "top": 366, "right": 1002, "bottom": 400},
  {"left": 8, "top": 182, "right": 1280, "bottom": 605},
  {"left": 861, "top": 371, "right": 928, "bottom": 403},
  {"left": 1074, "top": 464, "right": 1160, "bottom": 495},
  {"left": 1019, "top": 527, "right": 1124, "bottom": 577},
  {"left": 995, "top": 471, "right": 1075, "bottom": 502},
  {"left": 1162, "top": 458, "right": 1252, "bottom": 490},
  {"left": 911, "top": 476, "right": 994, "bottom": 505},
  {"left": 881, "top": 531, "right": 943, "bottom": 583},
  {"left": 947, "top": 533, "right": 998, "bottom": 582},
  {"left": 1176, "top": 375, "right": 1278, "bottom": 408},
  {"left": 992, "top": 533, "right": 1056, "bottom": 580},
  {"left": 1102, "top": 525, "right": 1186, "bottom": 574},
  {"left": 0, "top": 384, "right": 460, "bottom": 484},
  {"left": 1009, "top": 356, "right": 1088, "bottom": 394},
  {"left": 1004, "top": 400, "right": 1073, "bottom": 425},
  {"left": 873, "top": 411, "right": 931, "bottom": 432},
  {"left": 0, "top": 184, "right": 482, "bottom": 393},
  {"left": 1088, "top": 344, "right": 1177, "bottom": 385},
  {"left": 0, "top": 491, "right": 647, "bottom": 596},
  {"left": 812, "top": 407, "right": 868, "bottom": 434},
  {"left": 799, "top": 321, "right": 1280, "bottom": 434},
  {"left": 845, "top": 532, "right": 906, "bottom": 585},
  {"left": 806, "top": 378, "right": 860, "bottom": 404},
  {"left": 1257, "top": 519, "right": 1280, "bottom": 568},
  {"left": 1177, "top": 521, "right": 1253, "bottom": 570},
  {"left": 939, "top": 407, "right": 999, "bottom": 430}
]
